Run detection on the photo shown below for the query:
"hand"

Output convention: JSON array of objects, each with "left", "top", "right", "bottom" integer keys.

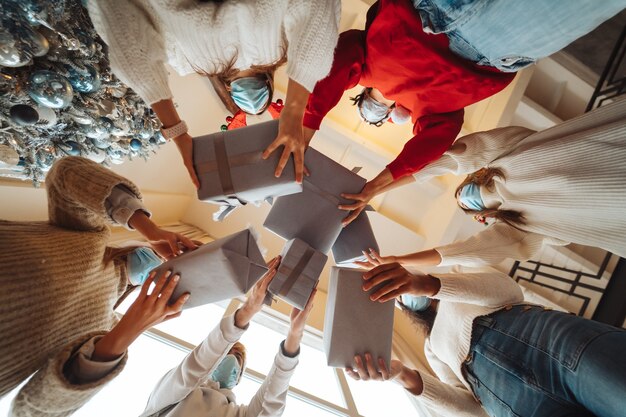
[
  {"left": 345, "top": 353, "right": 404, "bottom": 382},
  {"left": 173, "top": 133, "right": 200, "bottom": 189},
  {"left": 235, "top": 256, "right": 281, "bottom": 328},
  {"left": 284, "top": 288, "right": 317, "bottom": 355},
  {"left": 93, "top": 270, "right": 189, "bottom": 361},
  {"left": 263, "top": 109, "right": 307, "bottom": 183},
  {"left": 146, "top": 229, "right": 198, "bottom": 260},
  {"left": 354, "top": 248, "right": 397, "bottom": 269},
  {"left": 362, "top": 263, "right": 440, "bottom": 302},
  {"left": 339, "top": 183, "right": 376, "bottom": 227}
]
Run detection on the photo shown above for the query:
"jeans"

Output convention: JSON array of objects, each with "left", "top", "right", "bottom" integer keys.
[
  {"left": 464, "top": 305, "right": 626, "bottom": 417},
  {"left": 412, "top": 0, "right": 626, "bottom": 72}
]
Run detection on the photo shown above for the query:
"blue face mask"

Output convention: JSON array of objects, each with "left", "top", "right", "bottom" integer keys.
[
  {"left": 400, "top": 294, "right": 432, "bottom": 312},
  {"left": 127, "top": 247, "right": 162, "bottom": 286},
  {"left": 230, "top": 76, "right": 270, "bottom": 115},
  {"left": 358, "top": 93, "right": 391, "bottom": 125},
  {"left": 211, "top": 354, "right": 241, "bottom": 389},
  {"left": 459, "top": 183, "right": 486, "bottom": 211}
]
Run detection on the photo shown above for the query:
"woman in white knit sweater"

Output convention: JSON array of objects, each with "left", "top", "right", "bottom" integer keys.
[
  {"left": 87, "top": 0, "right": 341, "bottom": 187},
  {"left": 346, "top": 263, "right": 626, "bottom": 417},
  {"left": 356, "top": 99, "right": 626, "bottom": 269}
]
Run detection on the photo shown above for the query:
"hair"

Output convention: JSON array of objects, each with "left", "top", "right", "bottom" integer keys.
[
  {"left": 455, "top": 167, "right": 526, "bottom": 228},
  {"left": 197, "top": 52, "right": 287, "bottom": 115},
  {"left": 397, "top": 300, "right": 437, "bottom": 335},
  {"left": 349, "top": 87, "right": 392, "bottom": 127}
]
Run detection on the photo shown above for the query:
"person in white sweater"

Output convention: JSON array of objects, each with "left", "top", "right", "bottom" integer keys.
[
  {"left": 354, "top": 99, "right": 626, "bottom": 269},
  {"left": 87, "top": 0, "right": 340, "bottom": 187},
  {"left": 138, "top": 256, "right": 316, "bottom": 417},
  {"left": 346, "top": 263, "right": 626, "bottom": 417}
]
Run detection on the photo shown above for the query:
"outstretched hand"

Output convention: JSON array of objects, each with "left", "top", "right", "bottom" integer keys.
[
  {"left": 345, "top": 353, "right": 404, "bottom": 382},
  {"left": 354, "top": 248, "right": 397, "bottom": 269},
  {"left": 284, "top": 288, "right": 317, "bottom": 356},
  {"left": 362, "top": 263, "right": 440, "bottom": 302},
  {"left": 235, "top": 256, "right": 281, "bottom": 328},
  {"left": 147, "top": 228, "right": 198, "bottom": 260}
]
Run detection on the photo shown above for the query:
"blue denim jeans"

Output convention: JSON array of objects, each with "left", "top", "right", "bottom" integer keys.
[
  {"left": 412, "top": 0, "right": 626, "bottom": 71},
  {"left": 464, "top": 305, "right": 626, "bottom": 417}
]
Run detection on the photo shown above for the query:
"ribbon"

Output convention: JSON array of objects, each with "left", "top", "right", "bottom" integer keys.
[{"left": 278, "top": 246, "right": 315, "bottom": 297}]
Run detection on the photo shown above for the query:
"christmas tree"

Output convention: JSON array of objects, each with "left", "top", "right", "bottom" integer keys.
[{"left": 0, "top": 0, "right": 162, "bottom": 186}]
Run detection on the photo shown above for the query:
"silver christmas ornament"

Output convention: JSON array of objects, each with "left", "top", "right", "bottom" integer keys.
[
  {"left": 10, "top": 104, "right": 39, "bottom": 126},
  {"left": 0, "top": 30, "right": 33, "bottom": 67},
  {"left": 22, "top": 26, "right": 49, "bottom": 57},
  {"left": 34, "top": 106, "right": 58, "bottom": 127},
  {"left": 28, "top": 70, "right": 74, "bottom": 109},
  {"left": 66, "top": 64, "right": 101, "bottom": 93}
]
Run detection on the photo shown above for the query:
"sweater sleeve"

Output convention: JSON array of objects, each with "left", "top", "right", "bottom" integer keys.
[
  {"left": 435, "top": 222, "right": 559, "bottom": 267},
  {"left": 242, "top": 344, "right": 299, "bottom": 417},
  {"left": 430, "top": 271, "right": 524, "bottom": 307},
  {"left": 10, "top": 332, "right": 127, "bottom": 417},
  {"left": 87, "top": 0, "right": 172, "bottom": 105},
  {"left": 303, "top": 29, "right": 366, "bottom": 130},
  {"left": 386, "top": 111, "right": 465, "bottom": 179},
  {"left": 45, "top": 156, "right": 143, "bottom": 232},
  {"left": 283, "top": 0, "right": 341, "bottom": 92},
  {"left": 416, "top": 341, "right": 489, "bottom": 417},
  {"left": 140, "top": 314, "right": 246, "bottom": 417},
  {"left": 413, "top": 126, "right": 535, "bottom": 183}
]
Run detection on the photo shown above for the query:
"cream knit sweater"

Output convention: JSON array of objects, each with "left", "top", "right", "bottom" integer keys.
[
  {"left": 0, "top": 157, "right": 140, "bottom": 415},
  {"left": 87, "top": 0, "right": 341, "bottom": 105},
  {"left": 412, "top": 99, "right": 626, "bottom": 265},
  {"left": 415, "top": 271, "right": 525, "bottom": 417}
]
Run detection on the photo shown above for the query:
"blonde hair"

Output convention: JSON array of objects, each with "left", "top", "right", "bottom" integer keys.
[{"left": 455, "top": 167, "right": 526, "bottom": 227}]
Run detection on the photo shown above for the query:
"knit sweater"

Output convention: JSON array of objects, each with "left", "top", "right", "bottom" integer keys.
[
  {"left": 415, "top": 271, "right": 524, "bottom": 417},
  {"left": 411, "top": 99, "right": 626, "bottom": 265},
  {"left": 0, "top": 157, "right": 141, "bottom": 414},
  {"left": 303, "top": 0, "right": 515, "bottom": 179},
  {"left": 87, "top": 0, "right": 341, "bottom": 105}
]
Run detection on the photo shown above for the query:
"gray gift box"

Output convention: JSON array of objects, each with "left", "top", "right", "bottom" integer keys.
[
  {"left": 332, "top": 208, "right": 379, "bottom": 265},
  {"left": 263, "top": 147, "right": 366, "bottom": 253},
  {"left": 154, "top": 229, "right": 267, "bottom": 309},
  {"left": 193, "top": 120, "right": 302, "bottom": 204},
  {"left": 268, "top": 238, "right": 327, "bottom": 310},
  {"left": 324, "top": 267, "right": 394, "bottom": 369}
]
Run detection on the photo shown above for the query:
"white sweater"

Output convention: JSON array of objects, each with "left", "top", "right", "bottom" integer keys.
[
  {"left": 87, "top": 0, "right": 341, "bottom": 104},
  {"left": 412, "top": 99, "right": 626, "bottom": 265},
  {"left": 415, "top": 271, "right": 525, "bottom": 417},
  {"left": 139, "top": 314, "right": 299, "bottom": 417}
]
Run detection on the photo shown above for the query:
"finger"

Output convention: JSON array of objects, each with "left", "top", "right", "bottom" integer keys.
[
  {"left": 262, "top": 138, "right": 283, "bottom": 159},
  {"left": 365, "top": 353, "right": 381, "bottom": 380},
  {"left": 166, "top": 236, "right": 180, "bottom": 256},
  {"left": 353, "top": 355, "right": 369, "bottom": 380},
  {"left": 259, "top": 267, "right": 278, "bottom": 291},
  {"left": 157, "top": 274, "right": 180, "bottom": 307},
  {"left": 303, "top": 288, "right": 317, "bottom": 313},
  {"left": 177, "top": 234, "right": 198, "bottom": 250},
  {"left": 363, "top": 250, "right": 378, "bottom": 265},
  {"left": 303, "top": 164, "right": 310, "bottom": 177},
  {"left": 338, "top": 202, "right": 364, "bottom": 211},
  {"left": 167, "top": 291, "right": 190, "bottom": 314},
  {"left": 345, "top": 367, "right": 360, "bottom": 381},
  {"left": 378, "top": 357, "right": 390, "bottom": 380},
  {"left": 150, "top": 269, "right": 172, "bottom": 300},
  {"left": 354, "top": 260, "right": 373, "bottom": 269},
  {"left": 340, "top": 192, "right": 364, "bottom": 201},
  {"left": 138, "top": 271, "right": 156, "bottom": 300},
  {"left": 369, "top": 249, "right": 384, "bottom": 263},
  {"left": 274, "top": 148, "right": 291, "bottom": 178},
  {"left": 377, "top": 286, "right": 410, "bottom": 303},
  {"left": 294, "top": 148, "right": 304, "bottom": 184},
  {"left": 362, "top": 269, "right": 405, "bottom": 291},
  {"left": 363, "top": 262, "right": 402, "bottom": 280},
  {"left": 163, "top": 311, "right": 183, "bottom": 322},
  {"left": 341, "top": 208, "right": 363, "bottom": 227},
  {"left": 370, "top": 280, "right": 407, "bottom": 302},
  {"left": 267, "top": 255, "right": 281, "bottom": 271}
]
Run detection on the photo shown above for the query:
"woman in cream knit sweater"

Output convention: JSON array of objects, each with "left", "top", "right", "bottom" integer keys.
[
  {"left": 87, "top": 0, "right": 341, "bottom": 186},
  {"left": 0, "top": 156, "right": 194, "bottom": 415},
  {"left": 346, "top": 264, "right": 626, "bottom": 417},
  {"left": 356, "top": 99, "right": 626, "bottom": 268}
]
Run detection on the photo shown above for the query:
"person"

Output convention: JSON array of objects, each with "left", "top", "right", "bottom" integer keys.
[
  {"left": 87, "top": 0, "right": 341, "bottom": 187},
  {"left": 138, "top": 256, "right": 317, "bottom": 417},
  {"left": 0, "top": 156, "right": 197, "bottom": 414},
  {"left": 295, "top": 0, "right": 625, "bottom": 226},
  {"left": 346, "top": 263, "right": 626, "bottom": 417},
  {"left": 353, "top": 98, "right": 626, "bottom": 268}
]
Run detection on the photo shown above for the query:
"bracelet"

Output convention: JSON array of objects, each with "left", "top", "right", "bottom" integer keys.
[{"left": 160, "top": 120, "right": 188, "bottom": 140}]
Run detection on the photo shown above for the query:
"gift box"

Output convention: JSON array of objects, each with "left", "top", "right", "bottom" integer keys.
[
  {"left": 332, "top": 208, "right": 379, "bottom": 265},
  {"left": 324, "top": 267, "right": 394, "bottom": 369},
  {"left": 193, "top": 120, "right": 302, "bottom": 204},
  {"left": 268, "top": 238, "right": 327, "bottom": 309},
  {"left": 153, "top": 229, "right": 267, "bottom": 309},
  {"left": 263, "top": 147, "right": 366, "bottom": 253}
]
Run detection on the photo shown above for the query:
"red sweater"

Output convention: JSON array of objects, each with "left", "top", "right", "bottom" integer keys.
[{"left": 303, "top": 0, "right": 515, "bottom": 179}]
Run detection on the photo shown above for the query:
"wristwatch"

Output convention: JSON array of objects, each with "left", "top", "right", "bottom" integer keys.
[{"left": 160, "top": 120, "right": 188, "bottom": 140}]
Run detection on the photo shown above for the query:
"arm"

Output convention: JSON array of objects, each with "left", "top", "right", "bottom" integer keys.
[
  {"left": 45, "top": 156, "right": 142, "bottom": 232},
  {"left": 430, "top": 271, "right": 524, "bottom": 307}
]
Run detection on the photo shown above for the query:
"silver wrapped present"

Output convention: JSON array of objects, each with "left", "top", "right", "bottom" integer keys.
[
  {"left": 263, "top": 147, "right": 366, "bottom": 253},
  {"left": 332, "top": 208, "right": 379, "bottom": 265},
  {"left": 154, "top": 229, "right": 267, "bottom": 309},
  {"left": 268, "top": 238, "right": 327, "bottom": 309},
  {"left": 193, "top": 120, "right": 302, "bottom": 204},
  {"left": 324, "top": 267, "right": 394, "bottom": 369}
]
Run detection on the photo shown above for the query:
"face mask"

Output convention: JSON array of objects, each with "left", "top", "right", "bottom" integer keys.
[
  {"left": 211, "top": 354, "right": 241, "bottom": 390},
  {"left": 459, "top": 183, "right": 486, "bottom": 211},
  {"left": 230, "top": 76, "right": 270, "bottom": 115},
  {"left": 358, "top": 92, "right": 391, "bottom": 125},
  {"left": 400, "top": 294, "right": 432, "bottom": 312},
  {"left": 127, "top": 247, "right": 162, "bottom": 286}
]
